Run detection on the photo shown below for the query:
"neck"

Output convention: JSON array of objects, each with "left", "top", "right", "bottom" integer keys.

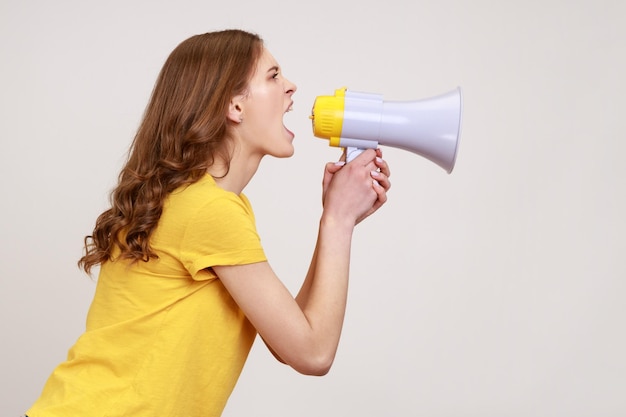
[{"left": 209, "top": 144, "right": 263, "bottom": 195}]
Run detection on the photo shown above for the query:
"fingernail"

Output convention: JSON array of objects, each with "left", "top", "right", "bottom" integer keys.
[
  {"left": 376, "top": 157, "right": 384, "bottom": 164},
  {"left": 335, "top": 161, "right": 346, "bottom": 166},
  {"left": 373, "top": 179, "right": 381, "bottom": 187},
  {"left": 370, "top": 170, "right": 380, "bottom": 177}
]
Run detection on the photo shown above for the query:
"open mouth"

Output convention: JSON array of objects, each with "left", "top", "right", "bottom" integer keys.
[{"left": 283, "top": 102, "right": 295, "bottom": 138}]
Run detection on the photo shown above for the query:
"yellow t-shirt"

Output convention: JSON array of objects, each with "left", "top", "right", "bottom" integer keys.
[{"left": 27, "top": 174, "right": 267, "bottom": 417}]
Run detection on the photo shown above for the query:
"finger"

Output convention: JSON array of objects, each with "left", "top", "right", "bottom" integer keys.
[
  {"left": 372, "top": 178, "right": 388, "bottom": 207},
  {"left": 374, "top": 155, "right": 390, "bottom": 178},
  {"left": 322, "top": 160, "right": 347, "bottom": 202},
  {"left": 322, "top": 162, "right": 339, "bottom": 192},
  {"left": 325, "top": 160, "right": 346, "bottom": 174},
  {"left": 370, "top": 170, "right": 391, "bottom": 192}
]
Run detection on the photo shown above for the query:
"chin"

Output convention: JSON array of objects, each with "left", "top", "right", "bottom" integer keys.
[
  {"left": 275, "top": 146, "right": 295, "bottom": 158},
  {"left": 276, "top": 133, "right": 295, "bottom": 158}
]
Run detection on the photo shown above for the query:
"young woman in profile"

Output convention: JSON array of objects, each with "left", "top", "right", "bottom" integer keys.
[{"left": 25, "top": 29, "right": 390, "bottom": 417}]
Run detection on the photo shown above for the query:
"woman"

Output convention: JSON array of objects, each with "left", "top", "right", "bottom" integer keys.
[{"left": 26, "top": 29, "right": 390, "bottom": 417}]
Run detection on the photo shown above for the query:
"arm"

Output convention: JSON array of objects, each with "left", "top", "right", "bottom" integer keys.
[
  {"left": 295, "top": 148, "right": 390, "bottom": 318},
  {"left": 214, "top": 149, "right": 390, "bottom": 376}
]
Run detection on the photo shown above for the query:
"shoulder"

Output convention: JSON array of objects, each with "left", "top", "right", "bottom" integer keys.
[{"left": 167, "top": 174, "right": 255, "bottom": 218}]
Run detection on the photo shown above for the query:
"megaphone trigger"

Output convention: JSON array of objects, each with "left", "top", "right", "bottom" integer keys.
[{"left": 345, "top": 146, "right": 365, "bottom": 163}]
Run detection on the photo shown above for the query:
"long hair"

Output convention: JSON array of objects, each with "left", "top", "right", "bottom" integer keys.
[{"left": 79, "top": 29, "right": 263, "bottom": 274}]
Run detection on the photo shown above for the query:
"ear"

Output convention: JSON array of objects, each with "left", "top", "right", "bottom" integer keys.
[{"left": 227, "top": 95, "right": 244, "bottom": 124}]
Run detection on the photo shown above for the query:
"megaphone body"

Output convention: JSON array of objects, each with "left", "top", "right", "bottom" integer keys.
[{"left": 310, "top": 87, "right": 463, "bottom": 173}]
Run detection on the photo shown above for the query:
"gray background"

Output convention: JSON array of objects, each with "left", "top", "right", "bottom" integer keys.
[{"left": 2, "top": 0, "right": 625, "bottom": 416}]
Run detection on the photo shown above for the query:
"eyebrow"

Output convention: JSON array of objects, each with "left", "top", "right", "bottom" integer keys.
[{"left": 266, "top": 65, "right": 280, "bottom": 74}]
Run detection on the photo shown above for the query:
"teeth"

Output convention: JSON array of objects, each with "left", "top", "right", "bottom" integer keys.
[{"left": 287, "top": 106, "right": 293, "bottom": 112}]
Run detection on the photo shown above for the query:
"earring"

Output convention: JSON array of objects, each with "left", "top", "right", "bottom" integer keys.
[{"left": 238, "top": 117, "right": 243, "bottom": 123}]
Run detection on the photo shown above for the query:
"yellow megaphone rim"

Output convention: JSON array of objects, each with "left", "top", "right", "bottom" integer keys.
[{"left": 310, "top": 87, "right": 346, "bottom": 147}]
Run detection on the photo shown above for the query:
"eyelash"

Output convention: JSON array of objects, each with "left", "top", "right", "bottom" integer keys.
[{"left": 272, "top": 71, "right": 280, "bottom": 79}]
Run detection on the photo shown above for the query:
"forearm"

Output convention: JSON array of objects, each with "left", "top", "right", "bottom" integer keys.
[{"left": 295, "top": 214, "right": 355, "bottom": 361}]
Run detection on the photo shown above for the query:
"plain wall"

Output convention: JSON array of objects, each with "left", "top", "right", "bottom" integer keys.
[{"left": 1, "top": 0, "right": 625, "bottom": 416}]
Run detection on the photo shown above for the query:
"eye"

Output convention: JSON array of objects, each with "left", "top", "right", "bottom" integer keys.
[{"left": 272, "top": 71, "right": 280, "bottom": 79}]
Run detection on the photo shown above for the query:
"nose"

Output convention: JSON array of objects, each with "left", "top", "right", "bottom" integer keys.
[{"left": 285, "top": 78, "right": 297, "bottom": 95}]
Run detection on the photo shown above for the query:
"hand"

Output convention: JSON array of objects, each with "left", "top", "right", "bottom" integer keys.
[
  {"left": 356, "top": 148, "right": 390, "bottom": 224},
  {"left": 321, "top": 148, "right": 391, "bottom": 226}
]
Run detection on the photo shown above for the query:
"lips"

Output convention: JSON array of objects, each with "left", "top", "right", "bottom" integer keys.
[{"left": 283, "top": 102, "right": 295, "bottom": 139}]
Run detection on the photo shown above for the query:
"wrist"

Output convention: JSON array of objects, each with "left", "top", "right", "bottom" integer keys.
[{"left": 319, "top": 212, "right": 356, "bottom": 234}]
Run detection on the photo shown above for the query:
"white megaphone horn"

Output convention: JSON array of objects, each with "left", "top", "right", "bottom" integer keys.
[{"left": 310, "top": 87, "right": 463, "bottom": 173}]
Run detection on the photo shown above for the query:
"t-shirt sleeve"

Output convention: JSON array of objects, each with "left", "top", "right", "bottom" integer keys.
[{"left": 180, "top": 194, "right": 266, "bottom": 280}]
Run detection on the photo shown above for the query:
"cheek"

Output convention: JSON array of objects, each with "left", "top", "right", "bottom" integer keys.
[{"left": 247, "top": 86, "right": 283, "bottom": 126}]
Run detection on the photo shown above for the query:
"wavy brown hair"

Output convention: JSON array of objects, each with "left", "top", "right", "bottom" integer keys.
[{"left": 79, "top": 30, "right": 263, "bottom": 274}]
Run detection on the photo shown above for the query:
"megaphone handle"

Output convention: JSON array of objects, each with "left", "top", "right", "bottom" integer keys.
[{"left": 345, "top": 147, "right": 365, "bottom": 163}]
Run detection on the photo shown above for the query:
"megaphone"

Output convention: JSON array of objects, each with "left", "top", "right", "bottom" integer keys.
[{"left": 310, "top": 87, "right": 463, "bottom": 173}]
